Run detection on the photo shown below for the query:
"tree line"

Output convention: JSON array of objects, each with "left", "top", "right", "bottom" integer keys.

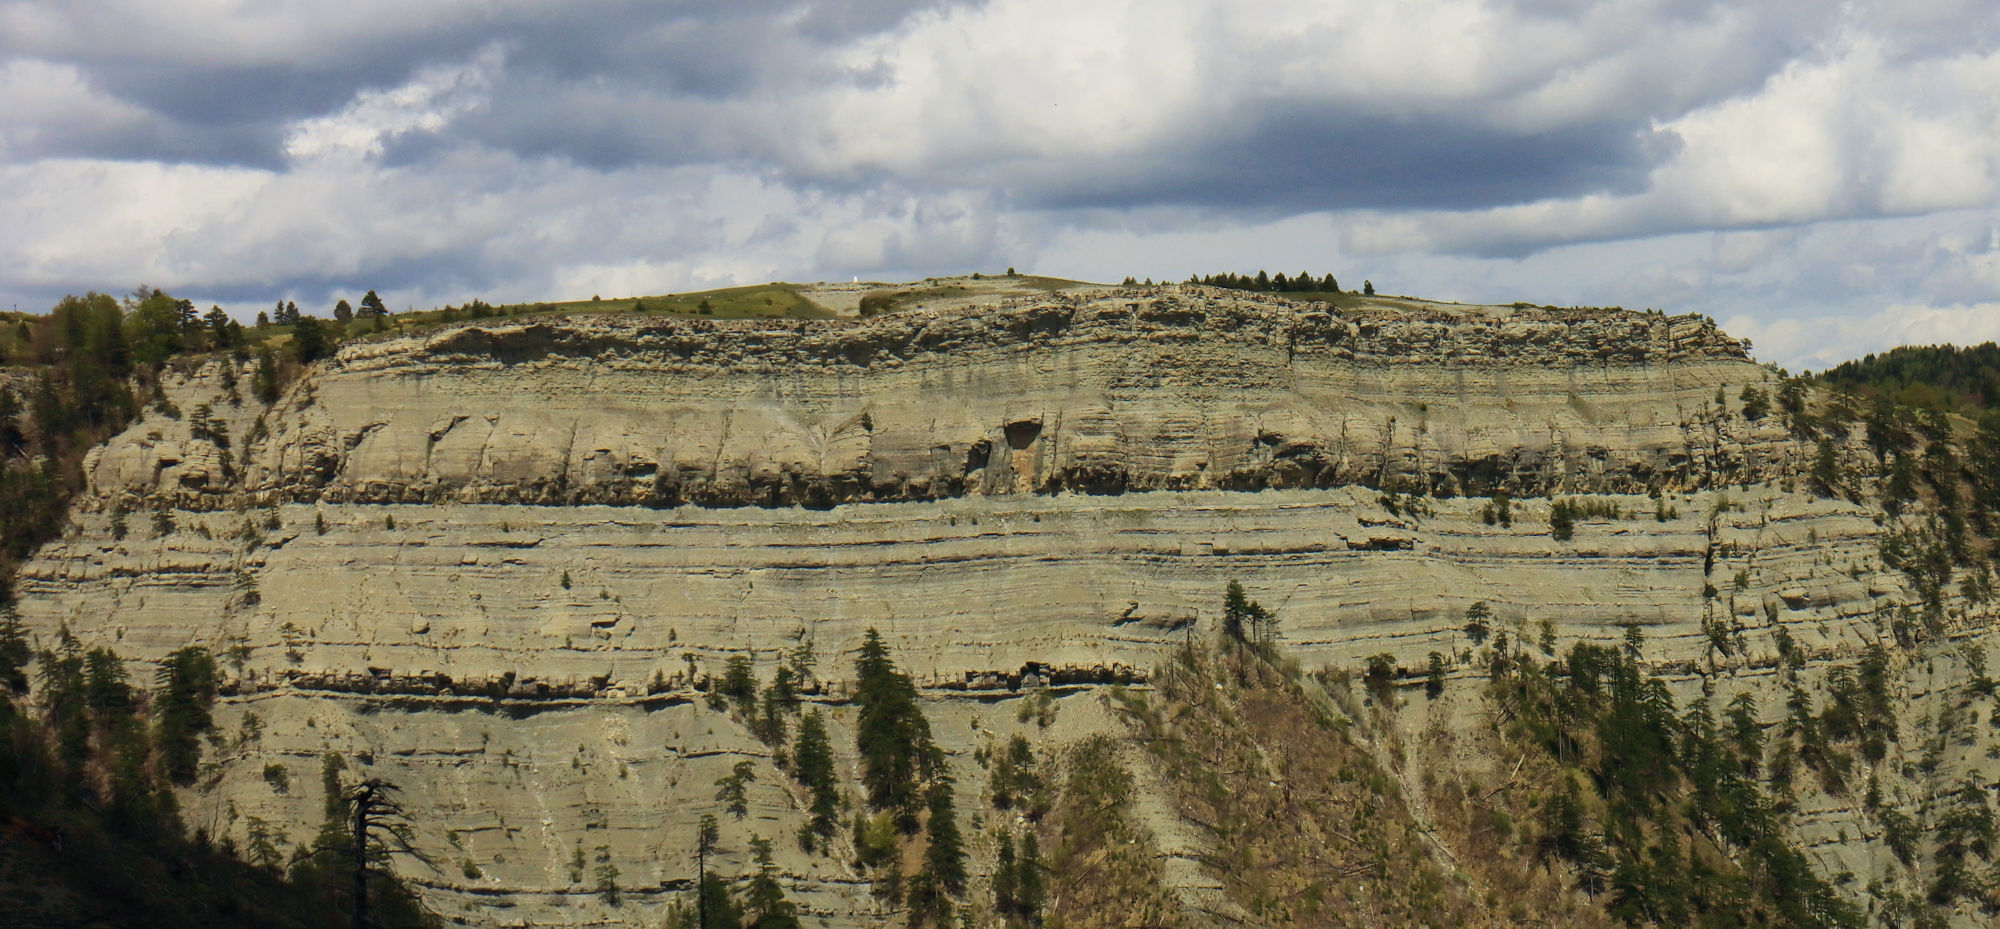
[
  {"left": 0, "top": 285, "right": 408, "bottom": 607},
  {"left": 1171, "top": 270, "right": 1375, "bottom": 296},
  {"left": 0, "top": 620, "right": 436, "bottom": 928},
  {"left": 1820, "top": 342, "right": 2000, "bottom": 414}
]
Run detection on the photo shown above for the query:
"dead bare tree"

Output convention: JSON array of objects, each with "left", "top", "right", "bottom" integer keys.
[{"left": 343, "top": 778, "right": 434, "bottom": 929}]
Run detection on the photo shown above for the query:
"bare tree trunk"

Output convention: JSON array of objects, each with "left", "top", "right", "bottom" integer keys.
[{"left": 353, "top": 782, "right": 371, "bottom": 929}]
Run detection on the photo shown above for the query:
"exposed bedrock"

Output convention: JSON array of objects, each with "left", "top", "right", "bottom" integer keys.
[
  {"left": 34, "top": 288, "right": 1985, "bottom": 928},
  {"left": 82, "top": 288, "right": 1789, "bottom": 511}
]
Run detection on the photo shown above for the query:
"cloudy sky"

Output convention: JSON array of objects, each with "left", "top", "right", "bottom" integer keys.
[{"left": 2, "top": 0, "right": 1997, "bottom": 370}]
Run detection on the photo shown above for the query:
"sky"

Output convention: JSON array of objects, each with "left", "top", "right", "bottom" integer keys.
[{"left": 1, "top": 0, "right": 1997, "bottom": 371}]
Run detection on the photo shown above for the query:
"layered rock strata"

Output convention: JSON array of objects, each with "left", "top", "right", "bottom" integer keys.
[
  {"left": 17, "top": 286, "right": 1995, "bottom": 927},
  {"left": 85, "top": 288, "right": 1789, "bottom": 511}
]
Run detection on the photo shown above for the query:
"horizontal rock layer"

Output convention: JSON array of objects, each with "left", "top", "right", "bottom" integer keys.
[
  {"left": 85, "top": 289, "right": 1787, "bottom": 510},
  {"left": 22, "top": 288, "right": 1996, "bottom": 927}
]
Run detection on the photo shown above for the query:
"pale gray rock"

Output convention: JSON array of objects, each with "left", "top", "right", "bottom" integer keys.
[{"left": 13, "top": 287, "right": 1992, "bottom": 927}]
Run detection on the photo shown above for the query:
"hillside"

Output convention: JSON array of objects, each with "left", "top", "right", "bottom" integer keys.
[
  {"left": 4, "top": 281, "right": 1999, "bottom": 928},
  {"left": 1820, "top": 342, "right": 2000, "bottom": 414}
]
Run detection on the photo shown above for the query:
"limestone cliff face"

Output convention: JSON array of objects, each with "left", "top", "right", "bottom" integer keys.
[
  {"left": 85, "top": 288, "right": 1784, "bottom": 511},
  {"left": 18, "top": 287, "right": 1998, "bottom": 928}
]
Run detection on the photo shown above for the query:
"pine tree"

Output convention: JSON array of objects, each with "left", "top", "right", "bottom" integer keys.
[
  {"left": 1811, "top": 438, "right": 1840, "bottom": 497},
  {"left": 592, "top": 844, "right": 620, "bottom": 905},
  {"left": 333, "top": 299, "right": 353, "bottom": 323},
  {"left": 990, "top": 735, "right": 1042, "bottom": 816},
  {"left": 359, "top": 290, "right": 389, "bottom": 318},
  {"left": 83, "top": 646, "right": 134, "bottom": 719},
  {"left": 716, "top": 760, "right": 755, "bottom": 819},
  {"left": 1463, "top": 601, "right": 1492, "bottom": 648},
  {"left": 1364, "top": 654, "right": 1400, "bottom": 703},
  {"left": 853, "top": 628, "right": 933, "bottom": 826},
  {"left": 203, "top": 306, "right": 233, "bottom": 345},
  {"left": 38, "top": 628, "right": 89, "bottom": 773},
  {"left": 244, "top": 815, "right": 284, "bottom": 869},
  {"left": 741, "top": 836, "right": 801, "bottom": 928},
  {"left": 756, "top": 682, "right": 789, "bottom": 747},
  {"left": 1883, "top": 451, "right": 1916, "bottom": 516},
  {"left": 924, "top": 777, "right": 966, "bottom": 894},
  {"left": 1222, "top": 580, "right": 1251, "bottom": 643},
  {"left": 0, "top": 386, "right": 23, "bottom": 459},
  {"left": 1221, "top": 580, "right": 1271, "bottom": 646},
  {"left": 0, "top": 609, "right": 29, "bottom": 695},
  {"left": 1016, "top": 831, "right": 1044, "bottom": 924},
  {"left": 721, "top": 653, "right": 757, "bottom": 715},
  {"left": 291, "top": 316, "right": 328, "bottom": 363},
  {"left": 154, "top": 645, "right": 219, "bottom": 784},
  {"left": 905, "top": 869, "right": 950, "bottom": 929},
  {"left": 791, "top": 709, "right": 840, "bottom": 848},
  {"left": 689, "top": 813, "right": 739, "bottom": 929},
  {"left": 254, "top": 346, "right": 280, "bottom": 404},
  {"left": 1550, "top": 499, "right": 1576, "bottom": 540},
  {"left": 993, "top": 829, "right": 1018, "bottom": 917}
]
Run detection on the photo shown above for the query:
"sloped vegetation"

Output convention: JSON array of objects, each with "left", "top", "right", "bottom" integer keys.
[
  {"left": 1483, "top": 632, "right": 1862, "bottom": 929},
  {"left": 1030, "top": 735, "right": 1179, "bottom": 929},
  {"left": 1821, "top": 343, "right": 2000, "bottom": 414},
  {"left": 0, "top": 622, "right": 436, "bottom": 928},
  {"left": 1120, "top": 643, "right": 1477, "bottom": 927}
]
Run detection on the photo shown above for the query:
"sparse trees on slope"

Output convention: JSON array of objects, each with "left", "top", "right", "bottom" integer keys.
[{"left": 1222, "top": 579, "right": 1273, "bottom": 645}]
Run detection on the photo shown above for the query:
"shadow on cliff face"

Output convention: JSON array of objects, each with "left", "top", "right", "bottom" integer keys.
[{"left": 428, "top": 326, "right": 552, "bottom": 366}]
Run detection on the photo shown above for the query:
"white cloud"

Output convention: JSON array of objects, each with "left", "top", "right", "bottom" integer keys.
[
  {"left": 283, "top": 44, "right": 506, "bottom": 163},
  {"left": 0, "top": 0, "right": 1998, "bottom": 374},
  {"left": 1339, "top": 32, "right": 2000, "bottom": 255},
  {"left": 0, "top": 58, "right": 155, "bottom": 160},
  {"left": 1728, "top": 303, "right": 2000, "bottom": 373}
]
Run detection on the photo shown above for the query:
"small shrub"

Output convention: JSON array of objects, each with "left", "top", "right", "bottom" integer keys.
[
  {"left": 1363, "top": 654, "right": 1397, "bottom": 704},
  {"left": 857, "top": 293, "right": 897, "bottom": 317}
]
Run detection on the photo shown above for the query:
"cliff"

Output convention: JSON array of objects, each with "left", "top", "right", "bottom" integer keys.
[
  {"left": 13, "top": 284, "right": 1998, "bottom": 928},
  {"left": 85, "top": 287, "right": 1782, "bottom": 510}
]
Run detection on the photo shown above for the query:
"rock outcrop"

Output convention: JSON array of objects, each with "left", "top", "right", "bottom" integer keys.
[
  {"left": 15, "top": 285, "right": 1997, "bottom": 928},
  {"left": 82, "top": 288, "right": 1788, "bottom": 512}
]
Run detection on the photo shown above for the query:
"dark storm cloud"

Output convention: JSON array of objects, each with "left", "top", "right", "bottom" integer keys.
[
  {"left": 1021, "top": 109, "right": 1677, "bottom": 215},
  {"left": 0, "top": 0, "right": 1827, "bottom": 219},
  {"left": 0, "top": 0, "right": 971, "bottom": 167}
]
